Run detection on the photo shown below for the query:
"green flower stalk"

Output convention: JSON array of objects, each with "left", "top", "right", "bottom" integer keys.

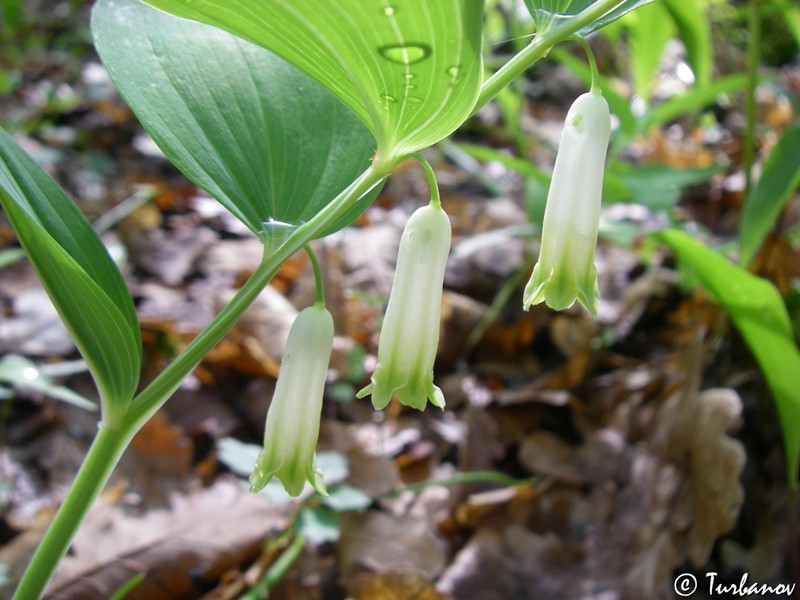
[
  {"left": 523, "top": 90, "right": 610, "bottom": 315},
  {"left": 357, "top": 201, "right": 451, "bottom": 411},
  {"left": 250, "top": 303, "right": 333, "bottom": 496}
]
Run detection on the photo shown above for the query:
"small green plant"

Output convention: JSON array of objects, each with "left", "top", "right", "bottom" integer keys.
[{"left": 1, "top": 0, "right": 798, "bottom": 598}]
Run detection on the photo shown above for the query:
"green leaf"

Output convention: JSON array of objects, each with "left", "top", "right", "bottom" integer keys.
[
  {"left": 656, "top": 229, "right": 800, "bottom": 487},
  {"left": 0, "top": 354, "right": 96, "bottom": 411},
  {"left": 216, "top": 437, "right": 262, "bottom": 478},
  {"left": 139, "top": 0, "right": 484, "bottom": 167},
  {"left": 523, "top": 0, "right": 656, "bottom": 37},
  {"left": 624, "top": 1, "right": 675, "bottom": 104},
  {"left": 295, "top": 505, "right": 340, "bottom": 545},
  {"left": 644, "top": 74, "right": 752, "bottom": 130},
  {"left": 740, "top": 123, "right": 800, "bottom": 267},
  {"left": 92, "top": 0, "right": 377, "bottom": 244},
  {"left": 609, "top": 162, "right": 724, "bottom": 211},
  {"left": 662, "top": 0, "right": 712, "bottom": 88},
  {"left": 0, "top": 127, "right": 141, "bottom": 424},
  {"left": 108, "top": 574, "right": 146, "bottom": 600},
  {"left": 321, "top": 485, "right": 372, "bottom": 512}
]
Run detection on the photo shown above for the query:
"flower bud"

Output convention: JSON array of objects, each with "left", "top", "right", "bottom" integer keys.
[
  {"left": 250, "top": 304, "right": 334, "bottom": 496},
  {"left": 357, "top": 203, "right": 451, "bottom": 411},
  {"left": 523, "top": 91, "right": 610, "bottom": 316}
]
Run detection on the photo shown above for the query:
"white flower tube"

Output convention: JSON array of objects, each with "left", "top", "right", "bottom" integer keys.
[
  {"left": 523, "top": 91, "right": 610, "bottom": 315},
  {"left": 357, "top": 202, "right": 451, "bottom": 411},
  {"left": 250, "top": 304, "right": 333, "bottom": 496}
]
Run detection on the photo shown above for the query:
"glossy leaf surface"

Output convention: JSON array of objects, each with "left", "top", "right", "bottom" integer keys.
[
  {"left": 139, "top": 0, "right": 484, "bottom": 166},
  {"left": 0, "top": 127, "right": 141, "bottom": 424},
  {"left": 92, "top": 0, "right": 377, "bottom": 242}
]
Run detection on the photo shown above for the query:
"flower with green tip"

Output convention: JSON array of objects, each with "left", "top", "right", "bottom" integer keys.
[
  {"left": 357, "top": 202, "right": 451, "bottom": 411},
  {"left": 250, "top": 304, "right": 333, "bottom": 497},
  {"left": 523, "top": 90, "right": 611, "bottom": 316}
]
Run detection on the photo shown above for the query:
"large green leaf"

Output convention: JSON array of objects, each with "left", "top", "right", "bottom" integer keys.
[
  {"left": 656, "top": 229, "right": 800, "bottom": 487},
  {"left": 92, "top": 0, "right": 377, "bottom": 243},
  {"left": 139, "top": 0, "right": 484, "bottom": 167},
  {"left": 740, "top": 123, "right": 800, "bottom": 267},
  {"left": 0, "top": 127, "right": 141, "bottom": 424}
]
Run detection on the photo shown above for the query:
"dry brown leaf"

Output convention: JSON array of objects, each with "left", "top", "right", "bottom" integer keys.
[
  {"left": 338, "top": 511, "right": 447, "bottom": 582},
  {"left": 437, "top": 525, "right": 579, "bottom": 600},
  {"left": 44, "top": 480, "right": 289, "bottom": 600},
  {"left": 131, "top": 224, "right": 218, "bottom": 286},
  {"left": 518, "top": 431, "right": 583, "bottom": 484},
  {"left": 126, "top": 411, "right": 193, "bottom": 505},
  {"left": 347, "top": 570, "right": 446, "bottom": 600}
]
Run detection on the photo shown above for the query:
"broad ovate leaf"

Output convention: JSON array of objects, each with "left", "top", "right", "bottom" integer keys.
[
  {"left": 0, "top": 127, "right": 141, "bottom": 425},
  {"left": 92, "top": 0, "right": 377, "bottom": 243},
  {"left": 139, "top": 0, "right": 484, "bottom": 169}
]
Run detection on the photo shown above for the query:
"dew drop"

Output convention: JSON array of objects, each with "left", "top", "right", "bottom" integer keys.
[
  {"left": 404, "top": 73, "right": 416, "bottom": 80},
  {"left": 378, "top": 43, "right": 431, "bottom": 65},
  {"left": 379, "top": 92, "right": 397, "bottom": 103},
  {"left": 405, "top": 95, "right": 423, "bottom": 104},
  {"left": 447, "top": 65, "right": 461, "bottom": 85},
  {"left": 382, "top": 5, "right": 396, "bottom": 16}
]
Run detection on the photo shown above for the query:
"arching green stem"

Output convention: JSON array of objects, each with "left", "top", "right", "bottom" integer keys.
[
  {"left": 305, "top": 244, "right": 326, "bottom": 307},
  {"left": 11, "top": 163, "right": 388, "bottom": 600},
  {"left": 475, "top": 0, "right": 624, "bottom": 114},
  {"left": 413, "top": 153, "right": 441, "bottom": 209},
  {"left": 577, "top": 36, "right": 601, "bottom": 94}
]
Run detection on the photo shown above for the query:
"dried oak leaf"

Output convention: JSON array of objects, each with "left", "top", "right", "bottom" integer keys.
[
  {"left": 654, "top": 347, "right": 746, "bottom": 567},
  {"left": 338, "top": 511, "right": 447, "bottom": 582},
  {"left": 348, "top": 570, "right": 446, "bottom": 600},
  {"left": 44, "top": 480, "right": 288, "bottom": 600}
]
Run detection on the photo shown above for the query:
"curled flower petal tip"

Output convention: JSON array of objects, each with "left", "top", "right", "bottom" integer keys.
[
  {"left": 357, "top": 202, "right": 451, "bottom": 411},
  {"left": 249, "top": 304, "right": 333, "bottom": 497},
  {"left": 523, "top": 91, "right": 610, "bottom": 316}
]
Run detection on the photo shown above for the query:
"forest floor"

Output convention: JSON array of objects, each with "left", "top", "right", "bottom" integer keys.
[{"left": 1, "top": 2, "right": 799, "bottom": 599}]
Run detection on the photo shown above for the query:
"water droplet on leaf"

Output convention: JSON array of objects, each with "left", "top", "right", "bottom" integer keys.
[
  {"left": 447, "top": 65, "right": 461, "bottom": 85},
  {"left": 378, "top": 44, "right": 431, "bottom": 65},
  {"left": 382, "top": 5, "right": 396, "bottom": 16}
]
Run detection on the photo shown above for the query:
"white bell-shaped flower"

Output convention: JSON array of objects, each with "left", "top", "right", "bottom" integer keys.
[
  {"left": 357, "top": 202, "right": 451, "bottom": 411},
  {"left": 524, "top": 91, "right": 610, "bottom": 315},
  {"left": 250, "top": 304, "right": 333, "bottom": 496}
]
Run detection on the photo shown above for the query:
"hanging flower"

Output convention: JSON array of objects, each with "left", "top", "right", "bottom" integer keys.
[
  {"left": 357, "top": 202, "right": 451, "bottom": 411},
  {"left": 523, "top": 91, "right": 611, "bottom": 316},
  {"left": 250, "top": 304, "right": 334, "bottom": 496}
]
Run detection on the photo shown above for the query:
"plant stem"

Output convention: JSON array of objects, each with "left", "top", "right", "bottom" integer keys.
[
  {"left": 577, "top": 36, "right": 600, "bottom": 94},
  {"left": 124, "top": 164, "right": 386, "bottom": 431},
  {"left": 413, "top": 153, "right": 441, "bottom": 209},
  {"left": 305, "top": 244, "right": 326, "bottom": 307},
  {"left": 474, "top": 0, "right": 624, "bottom": 115},
  {"left": 12, "top": 164, "right": 387, "bottom": 600},
  {"left": 241, "top": 534, "right": 306, "bottom": 599},
  {"left": 12, "top": 424, "right": 133, "bottom": 600}
]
